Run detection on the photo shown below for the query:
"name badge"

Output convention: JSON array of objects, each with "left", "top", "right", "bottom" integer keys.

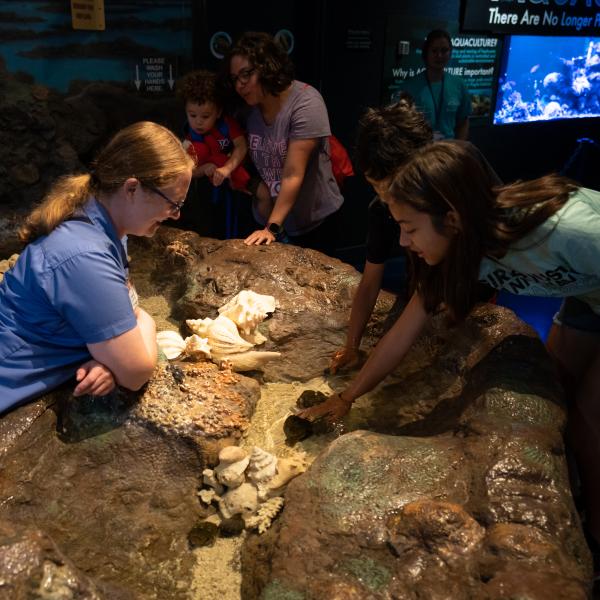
[{"left": 127, "top": 280, "right": 139, "bottom": 311}]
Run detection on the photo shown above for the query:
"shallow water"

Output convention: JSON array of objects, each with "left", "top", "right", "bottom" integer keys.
[{"left": 190, "top": 377, "right": 338, "bottom": 599}]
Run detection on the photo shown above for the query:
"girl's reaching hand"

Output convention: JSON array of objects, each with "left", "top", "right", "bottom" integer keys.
[{"left": 296, "top": 393, "right": 353, "bottom": 424}]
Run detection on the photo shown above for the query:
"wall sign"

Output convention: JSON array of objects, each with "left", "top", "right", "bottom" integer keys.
[
  {"left": 70, "top": 0, "right": 105, "bottom": 31},
  {"left": 462, "top": 0, "right": 600, "bottom": 36},
  {"left": 346, "top": 29, "right": 373, "bottom": 51},
  {"left": 134, "top": 57, "right": 175, "bottom": 93}
]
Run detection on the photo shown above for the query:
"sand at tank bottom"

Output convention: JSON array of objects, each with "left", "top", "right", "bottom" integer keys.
[{"left": 189, "top": 376, "right": 381, "bottom": 599}]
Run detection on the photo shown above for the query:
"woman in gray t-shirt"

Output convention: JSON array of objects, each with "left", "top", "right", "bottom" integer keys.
[{"left": 226, "top": 31, "right": 344, "bottom": 255}]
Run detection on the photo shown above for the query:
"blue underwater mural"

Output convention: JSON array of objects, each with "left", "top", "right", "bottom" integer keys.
[{"left": 0, "top": 0, "right": 192, "bottom": 94}]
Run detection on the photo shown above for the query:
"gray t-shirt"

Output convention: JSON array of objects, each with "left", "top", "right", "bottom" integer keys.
[
  {"left": 479, "top": 187, "right": 600, "bottom": 315},
  {"left": 246, "top": 80, "right": 344, "bottom": 236}
]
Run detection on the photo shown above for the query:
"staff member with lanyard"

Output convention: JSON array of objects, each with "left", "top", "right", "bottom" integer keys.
[{"left": 400, "top": 29, "right": 471, "bottom": 140}]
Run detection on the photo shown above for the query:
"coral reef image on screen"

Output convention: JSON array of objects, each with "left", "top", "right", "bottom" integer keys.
[{"left": 494, "top": 36, "right": 600, "bottom": 124}]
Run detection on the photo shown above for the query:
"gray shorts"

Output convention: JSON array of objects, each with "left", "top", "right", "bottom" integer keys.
[{"left": 553, "top": 297, "right": 600, "bottom": 334}]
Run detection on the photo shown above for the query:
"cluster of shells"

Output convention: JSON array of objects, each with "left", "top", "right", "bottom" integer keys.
[
  {"left": 200, "top": 445, "right": 307, "bottom": 534},
  {"left": 0, "top": 254, "right": 19, "bottom": 283},
  {"left": 156, "top": 290, "right": 281, "bottom": 372}
]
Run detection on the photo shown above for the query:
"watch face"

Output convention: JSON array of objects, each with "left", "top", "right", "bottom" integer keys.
[{"left": 268, "top": 223, "right": 282, "bottom": 234}]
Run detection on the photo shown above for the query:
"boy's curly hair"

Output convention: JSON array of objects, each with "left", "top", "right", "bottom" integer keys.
[
  {"left": 356, "top": 95, "right": 433, "bottom": 181},
  {"left": 176, "top": 69, "right": 223, "bottom": 106}
]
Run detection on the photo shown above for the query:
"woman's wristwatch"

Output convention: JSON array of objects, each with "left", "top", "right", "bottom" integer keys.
[{"left": 267, "top": 222, "right": 284, "bottom": 236}]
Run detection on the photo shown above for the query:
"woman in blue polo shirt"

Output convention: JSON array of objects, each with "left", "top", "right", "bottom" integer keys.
[{"left": 0, "top": 121, "right": 194, "bottom": 414}]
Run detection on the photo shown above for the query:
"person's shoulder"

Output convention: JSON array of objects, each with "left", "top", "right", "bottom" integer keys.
[
  {"left": 290, "top": 80, "right": 325, "bottom": 105},
  {"left": 574, "top": 186, "right": 600, "bottom": 207},
  {"left": 399, "top": 72, "right": 426, "bottom": 97},
  {"left": 560, "top": 187, "right": 600, "bottom": 222},
  {"left": 40, "top": 220, "right": 116, "bottom": 270}
]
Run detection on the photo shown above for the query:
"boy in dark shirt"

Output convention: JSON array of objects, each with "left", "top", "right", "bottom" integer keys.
[{"left": 331, "top": 98, "right": 499, "bottom": 373}]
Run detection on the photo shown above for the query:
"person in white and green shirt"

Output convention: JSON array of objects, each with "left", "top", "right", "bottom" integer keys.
[{"left": 299, "top": 141, "right": 600, "bottom": 568}]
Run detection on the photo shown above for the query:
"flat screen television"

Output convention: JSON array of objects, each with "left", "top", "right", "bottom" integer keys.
[{"left": 494, "top": 35, "right": 600, "bottom": 125}]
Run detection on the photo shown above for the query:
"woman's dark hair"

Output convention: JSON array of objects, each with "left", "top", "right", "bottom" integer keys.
[
  {"left": 422, "top": 29, "right": 452, "bottom": 62},
  {"left": 176, "top": 69, "right": 223, "bottom": 107},
  {"left": 355, "top": 95, "right": 433, "bottom": 181},
  {"left": 389, "top": 141, "right": 576, "bottom": 321},
  {"left": 227, "top": 31, "right": 294, "bottom": 95}
]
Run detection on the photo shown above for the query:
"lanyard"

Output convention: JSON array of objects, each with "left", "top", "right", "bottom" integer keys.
[{"left": 426, "top": 74, "right": 445, "bottom": 131}]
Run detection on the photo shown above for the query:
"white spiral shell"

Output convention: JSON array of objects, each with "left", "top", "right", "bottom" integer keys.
[
  {"left": 218, "top": 290, "right": 276, "bottom": 335},
  {"left": 240, "top": 329, "right": 268, "bottom": 346},
  {"left": 156, "top": 330, "right": 186, "bottom": 360},
  {"left": 186, "top": 315, "right": 253, "bottom": 356},
  {"left": 247, "top": 446, "right": 278, "bottom": 485}
]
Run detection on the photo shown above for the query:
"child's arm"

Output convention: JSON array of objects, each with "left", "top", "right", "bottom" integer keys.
[
  {"left": 184, "top": 139, "right": 217, "bottom": 179},
  {"left": 194, "top": 162, "right": 217, "bottom": 179},
  {"left": 212, "top": 135, "right": 247, "bottom": 186}
]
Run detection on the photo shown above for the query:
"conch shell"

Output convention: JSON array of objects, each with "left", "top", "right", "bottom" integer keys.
[
  {"left": 220, "top": 351, "right": 281, "bottom": 372},
  {"left": 184, "top": 334, "right": 211, "bottom": 358},
  {"left": 240, "top": 329, "right": 268, "bottom": 346},
  {"left": 218, "top": 290, "right": 276, "bottom": 335},
  {"left": 156, "top": 330, "right": 211, "bottom": 360},
  {"left": 156, "top": 330, "right": 186, "bottom": 360},
  {"left": 246, "top": 447, "right": 278, "bottom": 485},
  {"left": 186, "top": 315, "right": 253, "bottom": 356},
  {"left": 265, "top": 456, "right": 308, "bottom": 498}
]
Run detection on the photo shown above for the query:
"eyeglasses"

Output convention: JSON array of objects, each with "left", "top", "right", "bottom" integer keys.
[
  {"left": 145, "top": 184, "right": 185, "bottom": 214},
  {"left": 229, "top": 67, "right": 256, "bottom": 86}
]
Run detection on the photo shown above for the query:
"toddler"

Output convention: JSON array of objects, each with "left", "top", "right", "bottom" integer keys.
[{"left": 177, "top": 70, "right": 271, "bottom": 218}]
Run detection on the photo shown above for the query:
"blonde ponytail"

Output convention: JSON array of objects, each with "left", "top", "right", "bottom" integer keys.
[{"left": 19, "top": 174, "right": 93, "bottom": 243}]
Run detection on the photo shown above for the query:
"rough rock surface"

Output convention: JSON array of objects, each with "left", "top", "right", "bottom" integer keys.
[
  {"left": 0, "top": 361, "right": 259, "bottom": 599},
  {"left": 0, "top": 228, "right": 592, "bottom": 599},
  {"left": 128, "top": 228, "right": 396, "bottom": 382},
  {"left": 0, "top": 59, "right": 181, "bottom": 211},
  {"left": 240, "top": 306, "right": 592, "bottom": 599},
  {"left": 0, "top": 520, "right": 116, "bottom": 600}
]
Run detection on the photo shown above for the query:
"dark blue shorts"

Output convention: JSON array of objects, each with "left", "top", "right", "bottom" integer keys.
[{"left": 554, "top": 297, "right": 600, "bottom": 334}]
